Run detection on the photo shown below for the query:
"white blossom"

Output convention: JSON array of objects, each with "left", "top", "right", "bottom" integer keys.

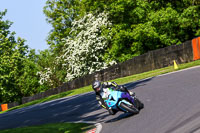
[
  {"left": 37, "top": 68, "right": 53, "bottom": 85},
  {"left": 38, "top": 12, "right": 116, "bottom": 85}
]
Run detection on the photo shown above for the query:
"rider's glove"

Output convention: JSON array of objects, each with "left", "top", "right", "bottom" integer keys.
[
  {"left": 104, "top": 82, "right": 118, "bottom": 87},
  {"left": 111, "top": 81, "right": 118, "bottom": 87}
]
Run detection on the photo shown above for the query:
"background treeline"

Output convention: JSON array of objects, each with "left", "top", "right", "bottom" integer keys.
[{"left": 0, "top": 0, "right": 199, "bottom": 103}]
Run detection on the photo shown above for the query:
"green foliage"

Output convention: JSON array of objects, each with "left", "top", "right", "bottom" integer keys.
[
  {"left": 37, "top": 12, "right": 115, "bottom": 87},
  {"left": 0, "top": 10, "right": 26, "bottom": 102},
  {"left": 43, "top": 0, "right": 200, "bottom": 63},
  {"left": 17, "top": 49, "right": 48, "bottom": 97},
  {"left": 0, "top": 10, "right": 47, "bottom": 103},
  {"left": 43, "top": 0, "right": 81, "bottom": 54},
  {"left": 36, "top": 49, "right": 67, "bottom": 89},
  {"left": 178, "top": 6, "right": 200, "bottom": 39},
  {"left": 78, "top": 0, "right": 200, "bottom": 62}
]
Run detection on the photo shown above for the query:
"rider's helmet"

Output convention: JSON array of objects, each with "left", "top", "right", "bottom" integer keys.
[{"left": 92, "top": 80, "right": 102, "bottom": 93}]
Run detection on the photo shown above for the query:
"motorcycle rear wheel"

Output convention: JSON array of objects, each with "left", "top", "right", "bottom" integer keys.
[{"left": 119, "top": 102, "right": 139, "bottom": 114}]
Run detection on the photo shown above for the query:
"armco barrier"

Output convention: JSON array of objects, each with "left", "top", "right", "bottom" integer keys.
[{"left": 21, "top": 39, "right": 193, "bottom": 104}]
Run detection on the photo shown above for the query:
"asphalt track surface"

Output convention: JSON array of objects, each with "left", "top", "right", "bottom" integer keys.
[{"left": 1, "top": 66, "right": 200, "bottom": 133}]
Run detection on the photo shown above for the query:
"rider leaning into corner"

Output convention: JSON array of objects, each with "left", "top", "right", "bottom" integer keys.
[{"left": 92, "top": 80, "right": 136, "bottom": 115}]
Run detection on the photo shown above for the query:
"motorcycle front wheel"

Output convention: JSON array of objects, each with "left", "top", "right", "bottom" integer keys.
[
  {"left": 134, "top": 97, "right": 144, "bottom": 110},
  {"left": 119, "top": 102, "right": 139, "bottom": 114}
]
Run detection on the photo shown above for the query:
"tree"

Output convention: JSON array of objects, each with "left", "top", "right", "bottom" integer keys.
[
  {"left": 37, "top": 12, "right": 116, "bottom": 85},
  {"left": 36, "top": 49, "right": 66, "bottom": 89},
  {"left": 43, "top": 0, "right": 81, "bottom": 54},
  {"left": 18, "top": 49, "right": 48, "bottom": 97},
  {"left": 79, "top": 0, "right": 200, "bottom": 62},
  {"left": 0, "top": 10, "right": 29, "bottom": 102},
  {"left": 61, "top": 12, "right": 116, "bottom": 81},
  {"left": 0, "top": 10, "right": 45, "bottom": 103},
  {"left": 43, "top": 0, "right": 200, "bottom": 66}
]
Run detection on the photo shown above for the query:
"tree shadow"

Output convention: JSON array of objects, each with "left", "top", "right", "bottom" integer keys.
[
  {"left": 124, "top": 77, "right": 154, "bottom": 90},
  {"left": 0, "top": 77, "right": 153, "bottom": 130},
  {"left": 0, "top": 92, "right": 109, "bottom": 130}
]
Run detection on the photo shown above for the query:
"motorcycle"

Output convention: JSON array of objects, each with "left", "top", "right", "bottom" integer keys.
[{"left": 104, "top": 88, "right": 144, "bottom": 114}]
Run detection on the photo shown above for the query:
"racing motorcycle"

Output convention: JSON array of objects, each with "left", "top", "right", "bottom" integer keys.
[{"left": 104, "top": 88, "right": 144, "bottom": 114}]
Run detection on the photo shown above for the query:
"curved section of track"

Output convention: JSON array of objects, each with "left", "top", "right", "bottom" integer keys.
[{"left": 1, "top": 66, "right": 200, "bottom": 133}]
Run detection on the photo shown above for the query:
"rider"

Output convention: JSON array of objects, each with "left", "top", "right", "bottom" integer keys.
[{"left": 92, "top": 80, "right": 135, "bottom": 115}]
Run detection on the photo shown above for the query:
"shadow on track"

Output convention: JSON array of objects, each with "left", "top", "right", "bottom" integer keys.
[
  {"left": 0, "top": 92, "right": 109, "bottom": 130},
  {"left": 104, "top": 112, "right": 136, "bottom": 123},
  {"left": 0, "top": 77, "right": 152, "bottom": 130},
  {"left": 124, "top": 77, "right": 154, "bottom": 90}
]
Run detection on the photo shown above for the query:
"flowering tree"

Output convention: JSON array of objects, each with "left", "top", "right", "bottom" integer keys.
[
  {"left": 60, "top": 12, "right": 116, "bottom": 81},
  {"left": 38, "top": 12, "right": 116, "bottom": 85},
  {"left": 37, "top": 68, "right": 52, "bottom": 85}
]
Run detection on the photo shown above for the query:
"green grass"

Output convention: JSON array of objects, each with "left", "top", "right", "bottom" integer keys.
[
  {"left": 0, "top": 122, "right": 93, "bottom": 133},
  {"left": 1, "top": 60, "right": 200, "bottom": 114}
]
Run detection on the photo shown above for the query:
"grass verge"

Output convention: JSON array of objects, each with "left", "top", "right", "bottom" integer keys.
[
  {"left": 1, "top": 60, "right": 200, "bottom": 114},
  {"left": 0, "top": 122, "right": 93, "bottom": 133}
]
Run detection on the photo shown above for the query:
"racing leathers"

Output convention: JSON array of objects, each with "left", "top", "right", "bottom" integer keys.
[{"left": 95, "top": 82, "right": 135, "bottom": 115}]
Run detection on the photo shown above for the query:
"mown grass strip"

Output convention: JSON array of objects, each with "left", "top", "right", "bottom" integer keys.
[
  {"left": 0, "top": 122, "right": 93, "bottom": 133},
  {"left": 1, "top": 60, "right": 200, "bottom": 114}
]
